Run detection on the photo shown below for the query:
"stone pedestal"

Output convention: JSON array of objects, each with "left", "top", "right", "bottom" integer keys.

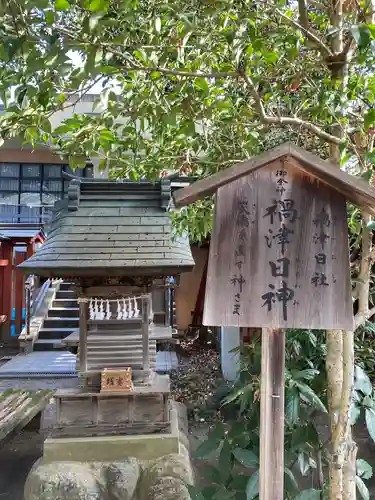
[{"left": 24, "top": 403, "right": 193, "bottom": 500}]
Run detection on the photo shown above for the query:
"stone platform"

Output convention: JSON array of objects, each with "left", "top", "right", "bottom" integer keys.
[{"left": 24, "top": 403, "right": 193, "bottom": 500}]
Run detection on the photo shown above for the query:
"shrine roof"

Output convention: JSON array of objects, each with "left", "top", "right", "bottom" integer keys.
[
  {"left": 19, "top": 178, "right": 194, "bottom": 278},
  {"left": 174, "top": 142, "right": 375, "bottom": 215},
  {"left": 0, "top": 225, "right": 45, "bottom": 242}
]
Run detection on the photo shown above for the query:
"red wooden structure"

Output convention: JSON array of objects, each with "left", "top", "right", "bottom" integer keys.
[{"left": 0, "top": 225, "right": 45, "bottom": 345}]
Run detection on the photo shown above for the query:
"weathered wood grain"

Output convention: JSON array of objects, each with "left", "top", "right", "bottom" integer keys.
[
  {"left": 174, "top": 142, "right": 375, "bottom": 214},
  {"left": 79, "top": 301, "right": 88, "bottom": 373},
  {"left": 0, "top": 390, "right": 52, "bottom": 442},
  {"left": 259, "top": 329, "right": 285, "bottom": 500},
  {"left": 54, "top": 386, "right": 170, "bottom": 435},
  {"left": 204, "top": 159, "right": 353, "bottom": 329}
]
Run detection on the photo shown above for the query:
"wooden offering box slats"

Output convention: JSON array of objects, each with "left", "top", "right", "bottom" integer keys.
[{"left": 53, "top": 375, "right": 170, "bottom": 438}]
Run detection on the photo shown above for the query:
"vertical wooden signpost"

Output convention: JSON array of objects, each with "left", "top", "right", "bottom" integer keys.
[{"left": 174, "top": 143, "right": 375, "bottom": 500}]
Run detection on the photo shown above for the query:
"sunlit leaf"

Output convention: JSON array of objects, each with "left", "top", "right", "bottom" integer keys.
[
  {"left": 365, "top": 408, "right": 375, "bottom": 443},
  {"left": 55, "top": 0, "right": 70, "bottom": 10},
  {"left": 356, "top": 475, "right": 370, "bottom": 500},
  {"left": 355, "top": 366, "right": 372, "bottom": 396},
  {"left": 357, "top": 458, "right": 373, "bottom": 480},
  {"left": 88, "top": 0, "right": 109, "bottom": 11}
]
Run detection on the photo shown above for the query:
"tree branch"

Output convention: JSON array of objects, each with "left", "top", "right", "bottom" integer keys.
[
  {"left": 121, "top": 66, "right": 237, "bottom": 79},
  {"left": 55, "top": 26, "right": 237, "bottom": 79},
  {"left": 56, "top": 24, "right": 343, "bottom": 145},
  {"left": 275, "top": 7, "right": 333, "bottom": 57},
  {"left": 298, "top": 0, "right": 310, "bottom": 30},
  {"left": 354, "top": 306, "right": 375, "bottom": 331},
  {"left": 241, "top": 72, "right": 343, "bottom": 145}
]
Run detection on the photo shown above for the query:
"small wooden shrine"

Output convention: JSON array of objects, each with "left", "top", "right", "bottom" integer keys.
[{"left": 20, "top": 178, "right": 194, "bottom": 437}]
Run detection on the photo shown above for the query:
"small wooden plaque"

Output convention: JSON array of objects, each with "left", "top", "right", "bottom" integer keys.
[{"left": 101, "top": 367, "right": 134, "bottom": 393}]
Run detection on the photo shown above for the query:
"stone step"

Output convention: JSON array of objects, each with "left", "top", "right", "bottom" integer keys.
[
  {"left": 58, "top": 282, "right": 76, "bottom": 291},
  {"left": 55, "top": 290, "right": 77, "bottom": 300},
  {"left": 48, "top": 307, "right": 79, "bottom": 318},
  {"left": 43, "top": 317, "right": 79, "bottom": 329},
  {"left": 34, "top": 339, "right": 65, "bottom": 351},
  {"left": 53, "top": 299, "right": 79, "bottom": 309},
  {"left": 38, "top": 328, "right": 76, "bottom": 340}
]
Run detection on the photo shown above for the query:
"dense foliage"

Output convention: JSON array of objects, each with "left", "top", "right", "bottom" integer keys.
[{"left": 189, "top": 328, "right": 375, "bottom": 500}]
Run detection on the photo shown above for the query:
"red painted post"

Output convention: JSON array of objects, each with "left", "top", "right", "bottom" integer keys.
[
  {"left": 15, "top": 251, "right": 26, "bottom": 336},
  {"left": 26, "top": 242, "right": 34, "bottom": 259},
  {"left": 0, "top": 241, "right": 14, "bottom": 342}
]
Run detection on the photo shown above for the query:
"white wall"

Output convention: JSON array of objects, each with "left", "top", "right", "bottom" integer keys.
[{"left": 221, "top": 327, "right": 240, "bottom": 382}]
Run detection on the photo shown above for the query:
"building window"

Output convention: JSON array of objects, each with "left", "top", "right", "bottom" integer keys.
[{"left": 0, "top": 163, "right": 92, "bottom": 223}]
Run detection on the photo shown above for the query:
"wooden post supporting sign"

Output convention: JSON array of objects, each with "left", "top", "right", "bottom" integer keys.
[
  {"left": 260, "top": 328, "right": 285, "bottom": 500},
  {"left": 173, "top": 143, "right": 375, "bottom": 499}
]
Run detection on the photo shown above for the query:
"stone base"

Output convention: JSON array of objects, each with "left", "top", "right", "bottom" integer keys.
[
  {"left": 44, "top": 402, "right": 184, "bottom": 462},
  {"left": 25, "top": 403, "right": 193, "bottom": 500}
]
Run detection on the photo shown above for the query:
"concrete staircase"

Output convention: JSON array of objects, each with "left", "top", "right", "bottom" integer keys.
[{"left": 34, "top": 282, "right": 79, "bottom": 351}]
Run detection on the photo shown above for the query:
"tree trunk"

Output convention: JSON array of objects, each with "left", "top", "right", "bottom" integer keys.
[
  {"left": 325, "top": 1, "right": 356, "bottom": 497},
  {"left": 326, "top": 329, "right": 344, "bottom": 499}
]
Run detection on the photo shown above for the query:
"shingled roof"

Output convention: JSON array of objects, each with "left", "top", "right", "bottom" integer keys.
[{"left": 19, "top": 178, "right": 194, "bottom": 278}]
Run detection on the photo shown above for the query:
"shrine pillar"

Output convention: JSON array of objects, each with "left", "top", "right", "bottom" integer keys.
[
  {"left": 0, "top": 241, "right": 14, "bottom": 343},
  {"left": 221, "top": 326, "right": 240, "bottom": 381}
]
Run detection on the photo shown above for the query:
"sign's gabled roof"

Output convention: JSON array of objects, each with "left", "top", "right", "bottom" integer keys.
[
  {"left": 173, "top": 142, "right": 375, "bottom": 215},
  {"left": 19, "top": 178, "right": 194, "bottom": 278}
]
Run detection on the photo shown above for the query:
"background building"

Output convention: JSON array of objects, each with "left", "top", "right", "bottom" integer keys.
[{"left": 0, "top": 94, "right": 99, "bottom": 224}]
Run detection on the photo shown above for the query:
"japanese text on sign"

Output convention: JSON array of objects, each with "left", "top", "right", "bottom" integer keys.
[
  {"left": 261, "top": 171, "right": 298, "bottom": 321},
  {"left": 230, "top": 199, "right": 250, "bottom": 315}
]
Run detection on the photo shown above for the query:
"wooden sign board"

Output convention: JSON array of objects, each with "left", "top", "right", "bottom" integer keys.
[
  {"left": 204, "top": 158, "right": 353, "bottom": 330},
  {"left": 101, "top": 367, "right": 134, "bottom": 393}
]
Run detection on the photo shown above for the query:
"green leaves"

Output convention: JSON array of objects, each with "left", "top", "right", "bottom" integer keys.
[
  {"left": 356, "top": 476, "right": 370, "bottom": 500},
  {"left": 232, "top": 448, "right": 259, "bottom": 468},
  {"left": 355, "top": 366, "right": 373, "bottom": 396},
  {"left": 285, "top": 386, "right": 300, "bottom": 424},
  {"left": 364, "top": 109, "right": 375, "bottom": 130},
  {"left": 295, "top": 381, "right": 327, "bottom": 413},
  {"left": 194, "top": 423, "right": 225, "bottom": 459},
  {"left": 55, "top": 0, "right": 70, "bottom": 11},
  {"left": 357, "top": 458, "right": 373, "bottom": 480},
  {"left": 219, "top": 439, "right": 233, "bottom": 482},
  {"left": 195, "top": 78, "right": 210, "bottom": 95},
  {"left": 365, "top": 408, "right": 375, "bottom": 443},
  {"left": 245, "top": 470, "right": 259, "bottom": 500},
  {"left": 284, "top": 467, "right": 299, "bottom": 496},
  {"left": 356, "top": 460, "right": 373, "bottom": 500},
  {"left": 295, "top": 490, "right": 321, "bottom": 500},
  {"left": 87, "top": 0, "right": 109, "bottom": 11}
]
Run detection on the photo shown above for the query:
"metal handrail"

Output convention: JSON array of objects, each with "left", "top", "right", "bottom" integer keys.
[{"left": 22, "top": 276, "right": 51, "bottom": 340}]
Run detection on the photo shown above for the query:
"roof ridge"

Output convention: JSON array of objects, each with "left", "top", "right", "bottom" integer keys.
[{"left": 67, "top": 178, "right": 81, "bottom": 212}]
